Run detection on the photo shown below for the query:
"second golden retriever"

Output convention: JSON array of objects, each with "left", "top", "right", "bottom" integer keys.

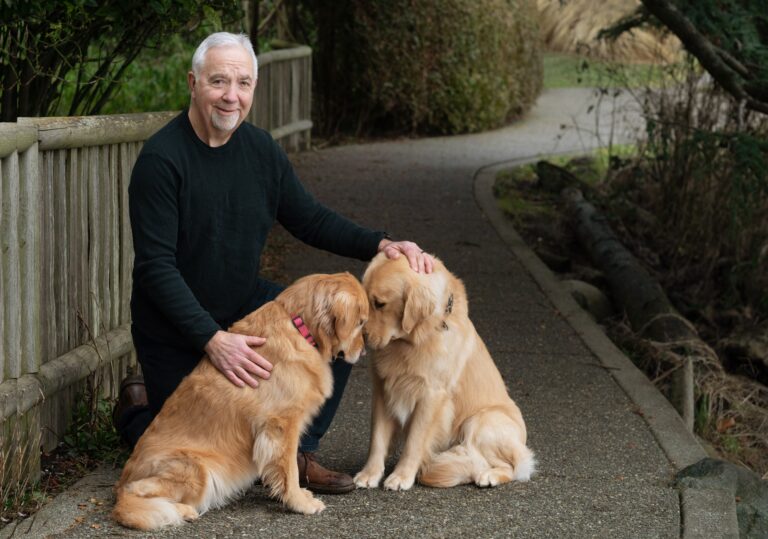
[
  {"left": 113, "top": 272, "right": 368, "bottom": 530},
  {"left": 355, "top": 253, "right": 535, "bottom": 490}
]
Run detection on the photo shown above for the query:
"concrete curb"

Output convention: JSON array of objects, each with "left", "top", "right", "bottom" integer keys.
[{"left": 474, "top": 159, "right": 740, "bottom": 539}]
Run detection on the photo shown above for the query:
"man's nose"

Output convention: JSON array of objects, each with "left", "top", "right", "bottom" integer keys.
[{"left": 222, "top": 84, "right": 238, "bottom": 101}]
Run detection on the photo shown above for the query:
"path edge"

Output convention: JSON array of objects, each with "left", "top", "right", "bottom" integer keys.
[{"left": 474, "top": 159, "right": 739, "bottom": 539}]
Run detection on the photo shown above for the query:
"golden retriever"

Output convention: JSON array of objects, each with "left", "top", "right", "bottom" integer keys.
[
  {"left": 113, "top": 273, "right": 368, "bottom": 530},
  {"left": 354, "top": 253, "right": 535, "bottom": 491}
]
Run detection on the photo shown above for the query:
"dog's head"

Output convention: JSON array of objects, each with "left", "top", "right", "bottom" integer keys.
[
  {"left": 362, "top": 253, "right": 453, "bottom": 349},
  {"left": 279, "top": 272, "right": 369, "bottom": 363}
]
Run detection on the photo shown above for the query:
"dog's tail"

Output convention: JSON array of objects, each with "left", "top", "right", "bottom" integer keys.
[
  {"left": 419, "top": 442, "right": 536, "bottom": 488},
  {"left": 501, "top": 440, "right": 537, "bottom": 482},
  {"left": 112, "top": 490, "right": 198, "bottom": 530},
  {"left": 418, "top": 446, "right": 477, "bottom": 487},
  {"left": 419, "top": 409, "right": 536, "bottom": 488}
]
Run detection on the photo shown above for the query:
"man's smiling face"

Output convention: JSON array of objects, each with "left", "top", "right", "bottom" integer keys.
[{"left": 188, "top": 44, "right": 255, "bottom": 146}]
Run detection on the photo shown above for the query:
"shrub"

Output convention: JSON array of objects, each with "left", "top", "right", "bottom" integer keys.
[
  {"left": 632, "top": 60, "right": 768, "bottom": 317},
  {"left": 308, "top": 0, "right": 543, "bottom": 136}
]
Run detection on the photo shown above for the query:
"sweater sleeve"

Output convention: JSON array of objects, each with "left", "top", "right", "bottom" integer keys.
[
  {"left": 129, "top": 153, "right": 221, "bottom": 350},
  {"left": 274, "top": 146, "right": 385, "bottom": 260}
]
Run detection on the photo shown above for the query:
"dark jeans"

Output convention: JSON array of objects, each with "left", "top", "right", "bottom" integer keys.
[{"left": 118, "top": 278, "right": 353, "bottom": 452}]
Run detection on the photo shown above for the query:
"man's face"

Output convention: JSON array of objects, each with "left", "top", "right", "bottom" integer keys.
[{"left": 188, "top": 45, "right": 255, "bottom": 139}]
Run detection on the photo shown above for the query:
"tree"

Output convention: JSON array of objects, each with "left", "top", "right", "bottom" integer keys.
[
  {"left": 0, "top": 0, "right": 242, "bottom": 121},
  {"left": 611, "top": 0, "right": 768, "bottom": 115}
]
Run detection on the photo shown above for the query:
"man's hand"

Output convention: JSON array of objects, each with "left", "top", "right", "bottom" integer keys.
[
  {"left": 377, "top": 239, "right": 434, "bottom": 274},
  {"left": 204, "top": 330, "right": 273, "bottom": 388}
]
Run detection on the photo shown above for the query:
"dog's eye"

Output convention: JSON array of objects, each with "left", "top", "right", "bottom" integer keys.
[{"left": 373, "top": 299, "right": 385, "bottom": 310}]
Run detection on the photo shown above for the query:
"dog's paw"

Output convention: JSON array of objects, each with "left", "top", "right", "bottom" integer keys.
[
  {"left": 383, "top": 471, "right": 415, "bottom": 491},
  {"left": 287, "top": 488, "right": 326, "bottom": 515},
  {"left": 354, "top": 467, "right": 384, "bottom": 488},
  {"left": 476, "top": 467, "right": 513, "bottom": 488},
  {"left": 174, "top": 503, "right": 199, "bottom": 521}
]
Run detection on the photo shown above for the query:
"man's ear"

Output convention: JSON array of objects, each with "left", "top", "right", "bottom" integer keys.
[
  {"left": 402, "top": 283, "right": 435, "bottom": 334},
  {"left": 188, "top": 71, "right": 196, "bottom": 94}
]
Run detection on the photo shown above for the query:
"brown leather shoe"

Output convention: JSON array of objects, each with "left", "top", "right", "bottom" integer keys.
[
  {"left": 112, "top": 373, "right": 149, "bottom": 430},
  {"left": 297, "top": 451, "right": 355, "bottom": 494}
]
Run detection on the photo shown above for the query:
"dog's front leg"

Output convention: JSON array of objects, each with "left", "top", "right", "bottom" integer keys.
[
  {"left": 255, "top": 418, "right": 325, "bottom": 515},
  {"left": 384, "top": 390, "right": 448, "bottom": 491},
  {"left": 354, "top": 373, "right": 397, "bottom": 488}
]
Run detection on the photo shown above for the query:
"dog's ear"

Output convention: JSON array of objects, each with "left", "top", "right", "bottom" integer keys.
[
  {"left": 312, "top": 278, "right": 358, "bottom": 339},
  {"left": 402, "top": 282, "right": 436, "bottom": 333},
  {"left": 330, "top": 289, "right": 359, "bottom": 338}
]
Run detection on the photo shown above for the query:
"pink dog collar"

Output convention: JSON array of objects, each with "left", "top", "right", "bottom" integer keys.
[{"left": 292, "top": 315, "right": 318, "bottom": 348}]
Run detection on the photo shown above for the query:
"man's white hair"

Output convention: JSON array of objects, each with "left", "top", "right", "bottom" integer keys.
[{"left": 191, "top": 32, "right": 258, "bottom": 79}]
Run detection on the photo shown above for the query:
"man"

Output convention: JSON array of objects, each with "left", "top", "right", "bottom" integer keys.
[{"left": 114, "top": 32, "right": 432, "bottom": 495}]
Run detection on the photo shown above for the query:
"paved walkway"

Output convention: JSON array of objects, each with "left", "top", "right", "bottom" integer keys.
[{"left": 3, "top": 89, "right": 736, "bottom": 538}]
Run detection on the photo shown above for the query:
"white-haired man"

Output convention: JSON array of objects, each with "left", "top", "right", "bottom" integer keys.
[{"left": 114, "top": 32, "right": 432, "bottom": 494}]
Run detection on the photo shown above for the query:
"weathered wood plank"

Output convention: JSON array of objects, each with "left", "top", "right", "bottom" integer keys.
[
  {"left": 0, "top": 124, "right": 36, "bottom": 159},
  {"left": 269, "top": 120, "right": 313, "bottom": 142},
  {"left": 257, "top": 46, "right": 311, "bottom": 68},
  {"left": 118, "top": 143, "right": 137, "bottom": 325},
  {"left": 1, "top": 152, "right": 21, "bottom": 380},
  {"left": 18, "top": 112, "right": 176, "bottom": 150},
  {"left": 20, "top": 144, "right": 41, "bottom": 375},
  {"left": 98, "top": 145, "right": 112, "bottom": 332},
  {"left": 51, "top": 150, "right": 68, "bottom": 358},
  {"left": 39, "top": 151, "right": 53, "bottom": 364},
  {"left": 0, "top": 155, "right": 4, "bottom": 382},
  {"left": 87, "top": 147, "right": 101, "bottom": 337},
  {"left": 109, "top": 145, "right": 120, "bottom": 327},
  {"left": 69, "top": 148, "right": 90, "bottom": 349}
]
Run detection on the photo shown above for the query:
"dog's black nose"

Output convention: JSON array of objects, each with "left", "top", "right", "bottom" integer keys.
[{"left": 335, "top": 351, "right": 345, "bottom": 361}]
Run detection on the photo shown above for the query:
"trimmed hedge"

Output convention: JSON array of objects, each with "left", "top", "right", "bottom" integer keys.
[{"left": 310, "top": 0, "right": 543, "bottom": 135}]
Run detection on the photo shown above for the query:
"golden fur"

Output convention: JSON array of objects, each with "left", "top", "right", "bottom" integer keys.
[
  {"left": 113, "top": 273, "right": 368, "bottom": 530},
  {"left": 355, "top": 253, "right": 535, "bottom": 491}
]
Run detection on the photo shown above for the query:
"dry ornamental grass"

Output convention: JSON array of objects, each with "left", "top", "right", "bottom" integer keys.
[{"left": 537, "top": 0, "right": 681, "bottom": 64}]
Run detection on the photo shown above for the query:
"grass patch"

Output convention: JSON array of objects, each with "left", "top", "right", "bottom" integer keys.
[
  {"left": 543, "top": 52, "right": 674, "bottom": 89},
  {"left": 493, "top": 165, "right": 557, "bottom": 227}
]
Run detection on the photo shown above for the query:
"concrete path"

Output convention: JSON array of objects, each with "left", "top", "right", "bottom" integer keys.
[{"left": 3, "top": 88, "right": 737, "bottom": 538}]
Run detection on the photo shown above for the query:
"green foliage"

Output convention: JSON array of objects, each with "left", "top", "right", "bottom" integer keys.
[
  {"left": 303, "top": 0, "right": 542, "bottom": 136},
  {"left": 58, "top": 33, "right": 197, "bottom": 115},
  {"left": 0, "top": 0, "right": 242, "bottom": 120},
  {"left": 679, "top": 0, "right": 768, "bottom": 87},
  {"left": 62, "top": 388, "right": 124, "bottom": 463}
]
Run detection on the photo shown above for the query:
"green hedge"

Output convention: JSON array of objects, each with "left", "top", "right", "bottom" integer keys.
[{"left": 311, "top": 0, "right": 543, "bottom": 135}]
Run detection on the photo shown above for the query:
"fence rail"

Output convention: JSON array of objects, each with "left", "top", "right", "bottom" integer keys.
[{"left": 0, "top": 46, "right": 312, "bottom": 476}]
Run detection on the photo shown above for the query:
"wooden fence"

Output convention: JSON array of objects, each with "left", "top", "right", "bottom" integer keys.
[{"left": 0, "top": 46, "right": 312, "bottom": 484}]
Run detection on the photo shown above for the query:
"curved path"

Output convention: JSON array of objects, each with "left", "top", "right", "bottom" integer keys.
[{"left": 6, "top": 89, "right": 736, "bottom": 538}]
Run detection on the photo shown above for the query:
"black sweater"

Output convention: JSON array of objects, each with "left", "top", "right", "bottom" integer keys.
[{"left": 129, "top": 111, "right": 383, "bottom": 352}]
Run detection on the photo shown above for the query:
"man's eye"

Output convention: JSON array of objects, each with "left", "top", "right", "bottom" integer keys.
[{"left": 373, "top": 300, "right": 385, "bottom": 310}]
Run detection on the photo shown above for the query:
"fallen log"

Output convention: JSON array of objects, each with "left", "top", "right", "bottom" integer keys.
[
  {"left": 561, "top": 186, "right": 702, "bottom": 428},
  {"left": 554, "top": 177, "right": 768, "bottom": 471},
  {"left": 561, "top": 187, "right": 697, "bottom": 343}
]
